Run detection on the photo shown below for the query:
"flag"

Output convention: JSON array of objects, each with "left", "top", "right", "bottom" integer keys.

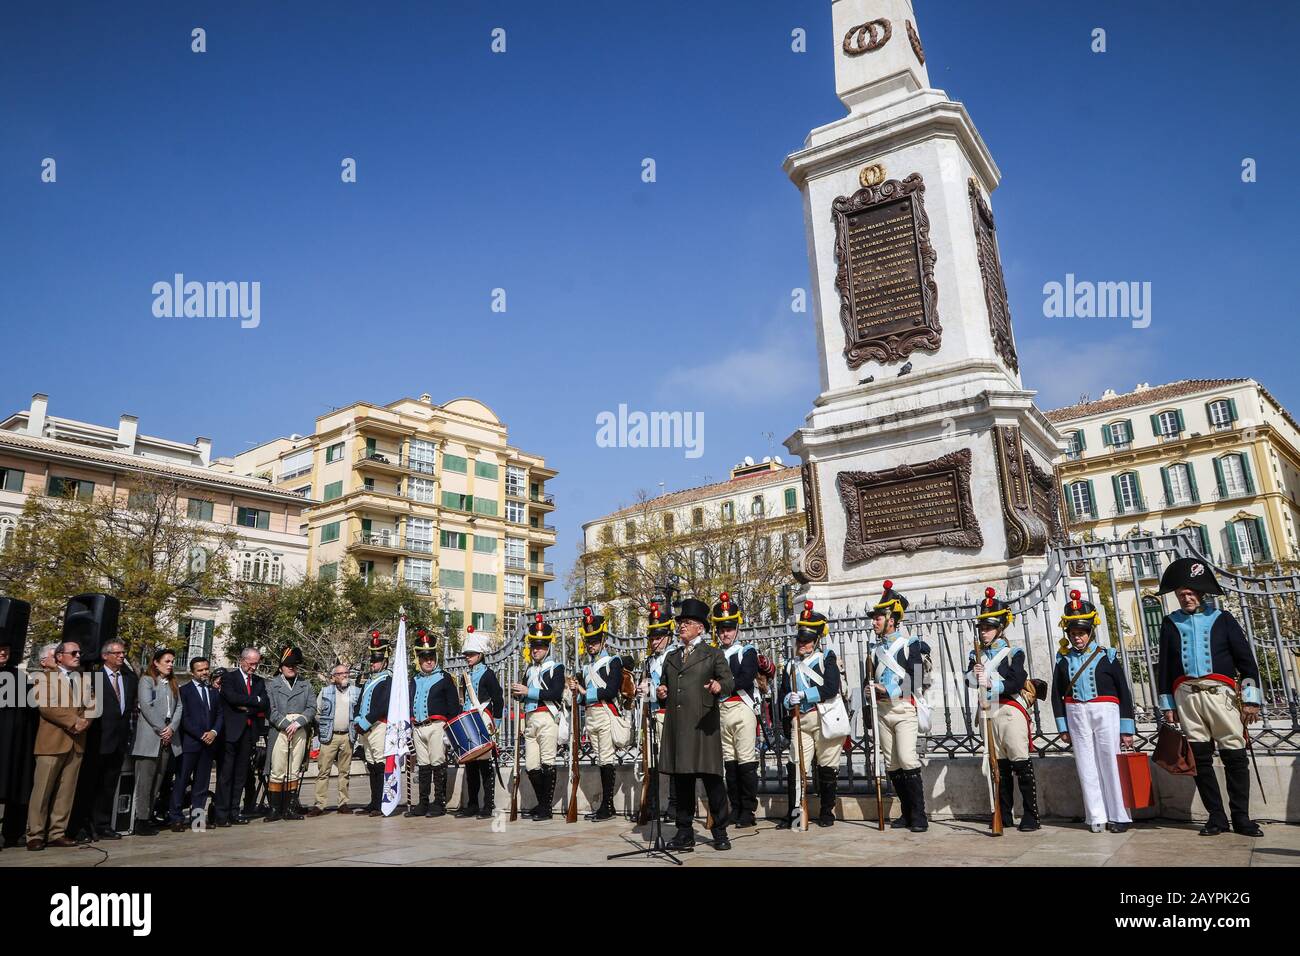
[{"left": 382, "top": 613, "right": 413, "bottom": 816}]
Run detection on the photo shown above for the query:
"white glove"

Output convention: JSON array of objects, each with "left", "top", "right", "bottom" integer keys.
[{"left": 784, "top": 691, "right": 803, "bottom": 708}]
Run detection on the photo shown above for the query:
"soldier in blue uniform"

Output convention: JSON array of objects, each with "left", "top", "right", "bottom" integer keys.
[
  {"left": 712, "top": 592, "right": 760, "bottom": 829},
  {"left": 456, "top": 629, "right": 505, "bottom": 820},
  {"left": 777, "top": 602, "right": 847, "bottom": 829},
  {"left": 352, "top": 631, "right": 392, "bottom": 817},
  {"left": 966, "top": 588, "right": 1043, "bottom": 832},
  {"left": 1051, "top": 591, "right": 1135, "bottom": 833},
  {"left": 867, "top": 582, "right": 930, "bottom": 832},
  {"left": 405, "top": 629, "right": 458, "bottom": 818},
  {"left": 566, "top": 608, "right": 624, "bottom": 821},
  {"left": 509, "top": 616, "right": 564, "bottom": 820},
  {"left": 639, "top": 602, "right": 679, "bottom": 823},
  {"left": 1156, "top": 558, "right": 1263, "bottom": 837}
]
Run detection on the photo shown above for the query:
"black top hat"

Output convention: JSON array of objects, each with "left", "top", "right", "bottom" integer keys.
[
  {"left": 677, "top": 598, "right": 712, "bottom": 632},
  {"left": 646, "top": 601, "right": 675, "bottom": 637},
  {"left": 872, "top": 580, "right": 909, "bottom": 621},
  {"left": 278, "top": 646, "right": 303, "bottom": 669},
  {"left": 796, "top": 600, "right": 828, "bottom": 642},
  {"left": 710, "top": 592, "right": 743, "bottom": 629},
  {"left": 412, "top": 627, "right": 437, "bottom": 656},
  {"left": 976, "top": 588, "right": 1014, "bottom": 627},
  {"left": 1158, "top": 558, "right": 1223, "bottom": 597},
  {"left": 1059, "top": 589, "right": 1101, "bottom": 632}
]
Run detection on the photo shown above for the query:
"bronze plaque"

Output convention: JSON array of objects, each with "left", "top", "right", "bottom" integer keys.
[
  {"left": 833, "top": 173, "right": 941, "bottom": 369},
  {"left": 837, "top": 449, "right": 982, "bottom": 562}
]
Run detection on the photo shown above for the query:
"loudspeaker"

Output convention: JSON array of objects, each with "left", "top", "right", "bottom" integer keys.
[
  {"left": 61, "top": 593, "right": 120, "bottom": 664},
  {"left": 0, "top": 596, "right": 32, "bottom": 660}
]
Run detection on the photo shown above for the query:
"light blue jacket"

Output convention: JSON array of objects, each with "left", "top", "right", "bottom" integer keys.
[{"left": 315, "top": 683, "right": 362, "bottom": 745}]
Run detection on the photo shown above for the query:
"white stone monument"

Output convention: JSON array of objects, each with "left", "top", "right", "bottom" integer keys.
[{"left": 785, "top": 0, "right": 1065, "bottom": 610}]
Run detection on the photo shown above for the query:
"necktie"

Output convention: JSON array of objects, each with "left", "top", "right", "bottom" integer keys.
[
  {"left": 246, "top": 674, "right": 253, "bottom": 726},
  {"left": 110, "top": 671, "right": 122, "bottom": 713},
  {"left": 682, "top": 642, "right": 691, "bottom": 665}
]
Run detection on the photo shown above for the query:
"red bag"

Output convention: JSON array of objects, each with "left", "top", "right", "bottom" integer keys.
[{"left": 1117, "top": 751, "right": 1153, "bottom": 810}]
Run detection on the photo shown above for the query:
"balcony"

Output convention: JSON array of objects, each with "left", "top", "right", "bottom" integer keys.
[
  {"left": 504, "top": 593, "right": 526, "bottom": 608},
  {"left": 1109, "top": 503, "right": 1149, "bottom": 518},
  {"left": 1157, "top": 432, "right": 1183, "bottom": 444},
  {"left": 528, "top": 597, "right": 558, "bottom": 611},
  {"left": 1155, "top": 494, "right": 1200, "bottom": 510},
  {"left": 529, "top": 491, "right": 556, "bottom": 510},
  {"left": 351, "top": 491, "right": 409, "bottom": 516},
  {"left": 349, "top": 530, "right": 404, "bottom": 555},
  {"left": 528, "top": 561, "right": 555, "bottom": 578},
  {"left": 504, "top": 554, "right": 526, "bottom": 571},
  {"left": 505, "top": 482, "right": 527, "bottom": 500},
  {"left": 355, "top": 411, "right": 414, "bottom": 439},
  {"left": 1214, "top": 486, "right": 1254, "bottom": 502}
]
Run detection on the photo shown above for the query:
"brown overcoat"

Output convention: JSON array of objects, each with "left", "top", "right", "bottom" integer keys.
[{"left": 658, "top": 639, "right": 734, "bottom": 776}]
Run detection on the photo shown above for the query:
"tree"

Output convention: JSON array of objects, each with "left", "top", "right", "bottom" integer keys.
[
  {"left": 227, "top": 572, "right": 440, "bottom": 682},
  {"left": 0, "top": 476, "right": 236, "bottom": 659}
]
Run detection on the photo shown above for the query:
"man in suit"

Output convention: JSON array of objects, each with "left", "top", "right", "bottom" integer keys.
[
  {"left": 26, "top": 641, "right": 94, "bottom": 850},
  {"left": 214, "top": 647, "right": 268, "bottom": 826},
  {"left": 71, "top": 640, "right": 138, "bottom": 840},
  {"left": 656, "top": 598, "right": 734, "bottom": 852},
  {"left": 169, "top": 657, "right": 223, "bottom": 831}
]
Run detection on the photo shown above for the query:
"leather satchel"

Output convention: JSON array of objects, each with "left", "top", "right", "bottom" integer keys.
[{"left": 1153, "top": 722, "right": 1197, "bottom": 776}]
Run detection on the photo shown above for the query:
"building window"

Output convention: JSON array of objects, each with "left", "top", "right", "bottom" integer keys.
[
  {"left": 1230, "top": 518, "right": 1269, "bottom": 565},
  {"left": 318, "top": 562, "right": 338, "bottom": 583},
  {"left": 505, "top": 573, "right": 525, "bottom": 605},
  {"left": 178, "top": 619, "right": 214, "bottom": 669},
  {"left": 474, "top": 460, "right": 499, "bottom": 480},
  {"left": 1164, "top": 463, "right": 1196, "bottom": 506},
  {"left": 440, "top": 529, "right": 466, "bottom": 550},
  {"left": 691, "top": 508, "right": 704, "bottom": 529},
  {"left": 504, "top": 610, "right": 521, "bottom": 635},
  {"left": 1067, "top": 431, "right": 1085, "bottom": 457},
  {"left": 187, "top": 498, "right": 214, "bottom": 521},
  {"left": 473, "top": 497, "right": 498, "bottom": 517},
  {"left": 0, "top": 467, "right": 25, "bottom": 493},
  {"left": 473, "top": 534, "right": 496, "bottom": 554},
  {"left": 440, "top": 568, "right": 465, "bottom": 589},
  {"left": 752, "top": 495, "right": 765, "bottom": 517},
  {"left": 280, "top": 449, "right": 313, "bottom": 480},
  {"left": 442, "top": 491, "right": 471, "bottom": 511},
  {"left": 358, "top": 560, "right": 374, "bottom": 584},
  {"left": 1207, "top": 399, "right": 1237, "bottom": 429},
  {"left": 237, "top": 507, "right": 271, "bottom": 530},
  {"left": 1068, "top": 481, "right": 1095, "bottom": 520},
  {"left": 471, "top": 612, "right": 497, "bottom": 633},
  {"left": 1114, "top": 472, "right": 1144, "bottom": 513},
  {"left": 784, "top": 488, "right": 797, "bottom": 513},
  {"left": 625, "top": 520, "right": 637, "bottom": 542},
  {"left": 320, "top": 521, "right": 341, "bottom": 544},
  {"left": 408, "top": 518, "right": 434, "bottom": 553},
  {"left": 323, "top": 480, "right": 343, "bottom": 502},
  {"left": 504, "top": 536, "right": 525, "bottom": 569},
  {"left": 506, "top": 465, "right": 527, "bottom": 497},
  {"left": 1104, "top": 421, "right": 1132, "bottom": 448},
  {"left": 409, "top": 439, "right": 436, "bottom": 474},
  {"left": 127, "top": 489, "right": 157, "bottom": 511},
  {"left": 324, "top": 442, "right": 344, "bottom": 463},
  {"left": 1153, "top": 409, "right": 1183, "bottom": 439},
  {"left": 443, "top": 454, "right": 468, "bottom": 474},
  {"left": 0, "top": 515, "right": 15, "bottom": 550},
  {"left": 472, "top": 572, "right": 497, "bottom": 593},
  {"left": 47, "top": 476, "right": 94, "bottom": 501},
  {"left": 239, "top": 549, "right": 282, "bottom": 584},
  {"left": 506, "top": 500, "right": 526, "bottom": 523},
  {"left": 663, "top": 512, "right": 674, "bottom": 533},
  {"left": 1216, "top": 454, "right": 1253, "bottom": 498},
  {"left": 405, "top": 558, "right": 433, "bottom": 592},
  {"left": 721, "top": 501, "right": 735, "bottom": 522},
  {"left": 403, "top": 477, "right": 432, "bottom": 503},
  {"left": 1142, "top": 596, "right": 1163, "bottom": 649}
]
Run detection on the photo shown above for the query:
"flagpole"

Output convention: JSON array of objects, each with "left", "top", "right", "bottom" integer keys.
[{"left": 382, "top": 611, "right": 413, "bottom": 816}]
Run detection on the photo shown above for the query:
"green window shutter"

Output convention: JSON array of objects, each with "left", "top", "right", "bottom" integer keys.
[
  {"left": 1197, "top": 524, "right": 1212, "bottom": 554},
  {"left": 443, "top": 454, "right": 467, "bottom": 474},
  {"left": 1101, "top": 426, "right": 1112, "bottom": 447},
  {"left": 474, "top": 497, "right": 498, "bottom": 517},
  {"left": 1111, "top": 474, "right": 1124, "bottom": 514},
  {"left": 178, "top": 617, "right": 189, "bottom": 639},
  {"left": 1086, "top": 480, "right": 1096, "bottom": 516},
  {"left": 1133, "top": 472, "right": 1144, "bottom": 511},
  {"left": 361, "top": 517, "right": 372, "bottom": 533},
  {"left": 1160, "top": 467, "right": 1172, "bottom": 505},
  {"left": 203, "top": 620, "right": 215, "bottom": 658},
  {"left": 473, "top": 535, "right": 496, "bottom": 553},
  {"left": 323, "top": 480, "right": 343, "bottom": 502},
  {"left": 440, "top": 569, "right": 465, "bottom": 589},
  {"left": 1254, "top": 517, "right": 1271, "bottom": 561},
  {"left": 1124, "top": 420, "right": 1134, "bottom": 442},
  {"left": 1227, "top": 523, "right": 1242, "bottom": 565},
  {"left": 1186, "top": 462, "right": 1200, "bottom": 503},
  {"left": 321, "top": 521, "right": 340, "bottom": 544},
  {"left": 785, "top": 488, "right": 797, "bottom": 510},
  {"left": 1174, "top": 409, "right": 1185, "bottom": 432},
  {"left": 474, "top": 460, "right": 499, "bottom": 480},
  {"left": 258, "top": 510, "right": 270, "bottom": 530},
  {"left": 1227, "top": 398, "right": 1239, "bottom": 421},
  {"left": 1077, "top": 430, "right": 1086, "bottom": 451},
  {"left": 1062, "top": 483, "right": 1076, "bottom": 519},
  {"left": 365, "top": 437, "right": 376, "bottom": 455},
  {"left": 1213, "top": 457, "right": 1226, "bottom": 497},
  {"left": 1149, "top": 413, "right": 1161, "bottom": 437},
  {"left": 1240, "top": 454, "right": 1255, "bottom": 494}
]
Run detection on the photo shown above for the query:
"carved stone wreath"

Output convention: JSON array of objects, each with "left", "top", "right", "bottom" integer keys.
[
  {"left": 906, "top": 20, "right": 925, "bottom": 65},
  {"left": 968, "top": 179, "right": 1019, "bottom": 372},
  {"left": 836, "top": 449, "right": 982, "bottom": 563},
  {"left": 832, "top": 173, "right": 942, "bottom": 369},
  {"left": 843, "top": 18, "right": 891, "bottom": 56}
]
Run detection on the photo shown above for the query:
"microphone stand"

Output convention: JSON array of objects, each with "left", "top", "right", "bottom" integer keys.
[{"left": 607, "top": 682, "right": 680, "bottom": 864}]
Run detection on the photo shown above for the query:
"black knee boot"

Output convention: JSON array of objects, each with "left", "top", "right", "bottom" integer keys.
[
  {"left": 1012, "top": 760, "right": 1040, "bottom": 831},
  {"left": 523, "top": 769, "right": 543, "bottom": 818},
  {"left": 265, "top": 783, "right": 284, "bottom": 822},
  {"left": 903, "top": 768, "right": 928, "bottom": 832},
  {"left": 737, "top": 762, "right": 759, "bottom": 828},
  {"left": 1220, "top": 748, "right": 1262, "bottom": 836},
  {"left": 477, "top": 762, "right": 495, "bottom": 819},
  {"left": 534, "top": 767, "right": 555, "bottom": 820},
  {"left": 665, "top": 776, "right": 696, "bottom": 850},
  {"left": 996, "top": 759, "right": 1015, "bottom": 830},
  {"left": 366, "top": 764, "right": 384, "bottom": 816},
  {"left": 1190, "top": 742, "right": 1228, "bottom": 834},
  {"left": 586, "top": 765, "right": 616, "bottom": 820},
  {"left": 817, "top": 766, "right": 838, "bottom": 827},
  {"left": 723, "top": 761, "right": 739, "bottom": 826},
  {"left": 776, "top": 763, "right": 798, "bottom": 829},
  {"left": 888, "top": 769, "right": 911, "bottom": 829},
  {"left": 428, "top": 763, "right": 447, "bottom": 817},
  {"left": 406, "top": 765, "right": 432, "bottom": 817},
  {"left": 456, "top": 761, "right": 481, "bottom": 818}
]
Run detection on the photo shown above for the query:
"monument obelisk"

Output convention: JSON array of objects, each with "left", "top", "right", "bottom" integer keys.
[{"left": 785, "top": 0, "right": 1064, "bottom": 608}]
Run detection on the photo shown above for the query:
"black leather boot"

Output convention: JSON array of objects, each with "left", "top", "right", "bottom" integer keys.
[
  {"left": 533, "top": 767, "right": 555, "bottom": 820},
  {"left": 265, "top": 783, "right": 283, "bottom": 822},
  {"left": 888, "top": 769, "right": 911, "bottom": 829},
  {"left": 366, "top": 764, "right": 384, "bottom": 816},
  {"left": 1191, "top": 742, "right": 1228, "bottom": 834},
  {"left": 586, "top": 765, "right": 616, "bottom": 820},
  {"left": 428, "top": 763, "right": 448, "bottom": 817},
  {"left": 817, "top": 766, "right": 838, "bottom": 827},
  {"left": 523, "top": 769, "right": 543, "bottom": 818},
  {"left": 736, "top": 762, "right": 759, "bottom": 828},
  {"left": 1221, "top": 748, "right": 1263, "bottom": 836},
  {"left": 283, "top": 784, "right": 305, "bottom": 821},
  {"left": 723, "top": 760, "right": 739, "bottom": 827},
  {"left": 1013, "top": 760, "right": 1040, "bottom": 831},
  {"left": 776, "top": 762, "right": 798, "bottom": 829},
  {"left": 996, "top": 758, "right": 1015, "bottom": 831},
  {"left": 477, "top": 762, "right": 495, "bottom": 819},
  {"left": 406, "top": 765, "right": 432, "bottom": 817},
  {"left": 455, "top": 761, "right": 480, "bottom": 818},
  {"left": 665, "top": 827, "right": 696, "bottom": 851},
  {"left": 903, "top": 768, "right": 928, "bottom": 832}
]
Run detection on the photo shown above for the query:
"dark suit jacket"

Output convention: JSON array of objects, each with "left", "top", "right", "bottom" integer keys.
[
  {"left": 219, "top": 668, "right": 268, "bottom": 741},
  {"left": 179, "top": 681, "right": 224, "bottom": 754},
  {"left": 95, "top": 666, "right": 138, "bottom": 755},
  {"left": 658, "top": 640, "right": 734, "bottom": 777}
]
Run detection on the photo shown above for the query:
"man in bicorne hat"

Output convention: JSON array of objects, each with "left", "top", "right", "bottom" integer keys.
[
  {"left": 510, "top": 615, "right": 565, "bottom": 820},
  {"left": 778, "top": 601, "right": 846, "bottom": 829},
  {"left": 353, "top": 630, "right": 392, "bottom": 817},
  {"left": 712, "top": 592, "right": 760, "bottom": 829},
  {"left": 966, "top": 588, "right": 1043, "bottom": 832},
  {"left": 566, "top": 608, "right": 623, "bottom": 821},
  {"left": 456, "top": 629, "right": 504, "bottom": 820},
  {"left": 264, "top": 646, "right": 316, "bottom": 822},
  {"left": 1156, "top": 558, "right": 1263, "bottom": 837},
  {"left": 406, "top": 628, "right": 457, "bottom": 818},
  {"left": 1051, "top": 590, "right": 1135, "bottom": 833},
  {"left": 868, "top": 581, "right": 930, "bottom": 832}
]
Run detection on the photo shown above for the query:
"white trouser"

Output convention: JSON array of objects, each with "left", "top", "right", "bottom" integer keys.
[{"left": 1066, "top": 701, "right": 1131, "bottom": 826}]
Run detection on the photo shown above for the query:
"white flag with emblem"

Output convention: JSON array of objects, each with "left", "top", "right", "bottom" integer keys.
[{"left": 382, "top": 614, "right": 413, "bottom": 816}]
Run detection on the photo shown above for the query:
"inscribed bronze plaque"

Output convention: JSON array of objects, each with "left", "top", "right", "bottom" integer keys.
[
  {"left": 832, "top": 173, "right": 941, "bottom": 369},
  {"left": 837, "top": 449, "right": 982, "bottom": 562}
]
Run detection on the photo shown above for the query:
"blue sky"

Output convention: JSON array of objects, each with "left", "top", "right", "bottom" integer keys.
[{"left": 2, "top": 1, "right": 1296, "bottom": 595}]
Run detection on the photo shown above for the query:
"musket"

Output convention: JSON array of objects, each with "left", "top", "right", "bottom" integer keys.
[
  {"left": 1237, "top": 693, "right": 1267, "bottom": 804},
  {"left": 788, "top": 647, "right": 809, "bottom": 831},
  {"left": 636, "top": 656, "right": 653, "bottom": 826},
  {"left": 566, "top": 677, "right": 582, "bottom": 824},
  {"left": 986, "top": 707, "right": 1004, "bottom": 835},
  {"left": 509, "top": 668, "right": 524, "bottom": 821},
  {"left": 867, "top": 643, "right": 885, "bottom": 831}
]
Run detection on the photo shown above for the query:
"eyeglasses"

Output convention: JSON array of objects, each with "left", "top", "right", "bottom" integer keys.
[{"left": 62, "top": 650, "right": 82, "bottom": 657}]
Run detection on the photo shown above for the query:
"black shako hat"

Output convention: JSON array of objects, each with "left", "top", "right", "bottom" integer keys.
[
  {"left": 976, "top": 588, "right": 1014, "bottom": 627},
  {"left": 796, "top": 600, "right": 828, "bottom": 643},
  {"left": 1158, "top": 557, "right": 1224, "bottom": 596},
  {"left": 710, "top": 592, "right": 743, "bottom": 629},
  {"left": 412, "top": 628, "right": 437, "bottom": 657}
]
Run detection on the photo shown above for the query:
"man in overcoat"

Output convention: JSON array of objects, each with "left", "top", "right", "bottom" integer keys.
[{"left": 657, "top": 597, "right": 735, "bottom": 852}]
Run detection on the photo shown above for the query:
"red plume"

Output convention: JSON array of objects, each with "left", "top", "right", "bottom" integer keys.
[
  {"left": 883, "top": 580, "right": 893, "bottom": 590},
  {"left": 467, "top": 625, "right": 475, "bottom": 633}
]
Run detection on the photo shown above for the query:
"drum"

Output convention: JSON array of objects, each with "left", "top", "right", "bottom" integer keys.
[{"left": 447, "top": 709, "right": 494, "bottom": 764}]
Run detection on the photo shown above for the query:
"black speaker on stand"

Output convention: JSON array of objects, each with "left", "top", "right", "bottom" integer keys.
[
  {"left": 61, "top": 593, "right": 121, "bottom": 666},
  {"left": 0, "top": 596, "right": 32, "bottom": 663}
]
